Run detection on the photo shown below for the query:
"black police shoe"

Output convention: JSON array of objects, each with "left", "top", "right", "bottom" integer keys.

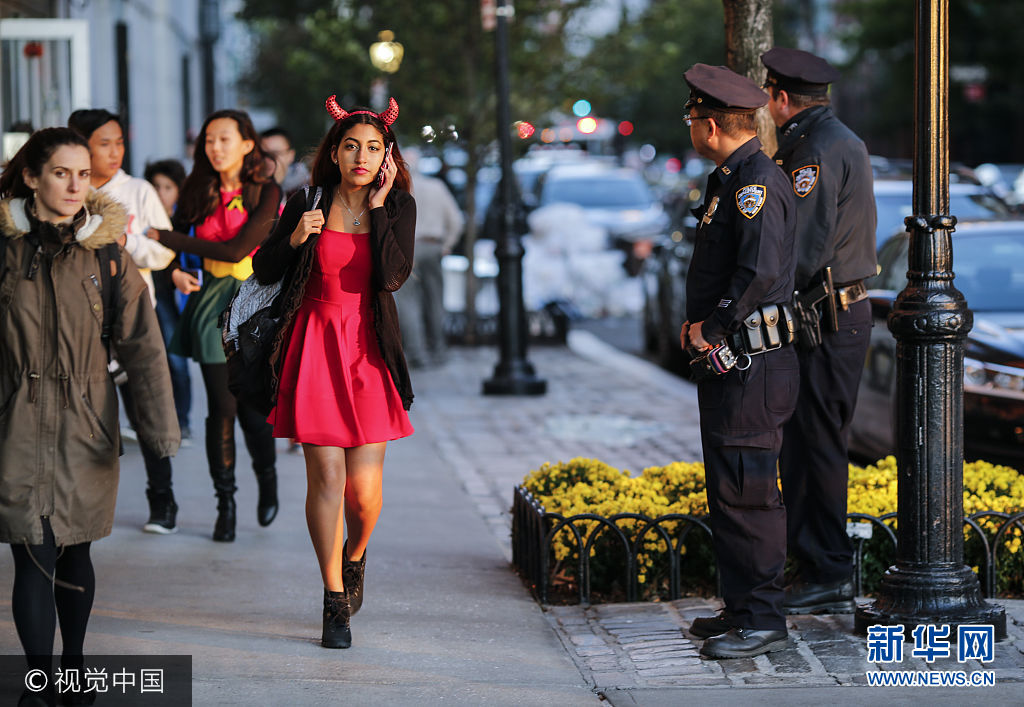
[
  {"left": 784, "top": 577, "right": 856, "bottom": 614},
  {"left": 689, "top": 610, "right": 734, "bottom": 639},
  {"left": 699, "top": 627, "right": 789, "bottom": 659}
]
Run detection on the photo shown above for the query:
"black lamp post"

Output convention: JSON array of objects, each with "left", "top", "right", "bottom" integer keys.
[
  {"left": 198, "top": 0, "right": 220, "bottom": 117},
  {"left": 854, "top": 0, "right": 1006, "bottom": 638},
  {"left": 483, "top": 0, "right": 546, "bottom": 396}
]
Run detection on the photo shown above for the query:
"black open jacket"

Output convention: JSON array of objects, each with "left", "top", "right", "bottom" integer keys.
[{"left": 252, "top": 186, "right": 416, "bottom": 411}]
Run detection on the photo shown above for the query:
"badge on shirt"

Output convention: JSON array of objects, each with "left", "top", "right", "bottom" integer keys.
[
  {"left": 736, "top": 185, "right": 766, "bottom": 219},
  {"left": 701, "top": 196, "right": 720, "bottom": 226},
  {"left": 792, "top": 165, "right": 819, "bottom": 197},
  {"left": 226, "top": 194, "right": 245, "bottom": 211}
]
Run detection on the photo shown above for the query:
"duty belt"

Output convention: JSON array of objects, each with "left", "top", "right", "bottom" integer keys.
[
  {"left": 836, "top": 281, "right": 868, "bottom": 310},
  {"left": 726, "top": 303, "right": 798, "bottom": 362}
]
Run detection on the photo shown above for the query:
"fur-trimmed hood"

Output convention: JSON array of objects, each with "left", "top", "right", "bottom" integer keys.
[{"left": 0, "top": 190, "right": 128, "bottom": 251}]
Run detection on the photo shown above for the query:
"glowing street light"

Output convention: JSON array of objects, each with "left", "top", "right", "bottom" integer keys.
[{"left": 369, "top": 30, "right": 404, "bottom": 73}]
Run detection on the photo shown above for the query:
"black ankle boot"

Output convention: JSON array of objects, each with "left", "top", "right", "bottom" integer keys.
[
  {"left": 239, "top": 404, "right": 278, "bottom": 527},
  {"left": 322, "top": 588, "right": 352, "bottom": 649},
  {"left": 213, "top": 494, "right": 236, "bottom": 542},
  {"left": 342, "top": 541, "right": 367, "bottom": 615},
  {"left": 206, "top": 416, "right": 237, "bottom": 542}
]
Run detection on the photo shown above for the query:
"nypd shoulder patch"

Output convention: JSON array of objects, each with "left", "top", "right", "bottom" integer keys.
[
  {"left": 736, "top": 184, "right": 766, "bottom": 219},
  {"left": 792, "top": 165, "right": 819, "bottom": 197}
]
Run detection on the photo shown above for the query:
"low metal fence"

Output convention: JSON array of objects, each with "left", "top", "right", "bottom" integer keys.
[{"left": 512, "top": 485, "right": 1024, "bottom": 605}]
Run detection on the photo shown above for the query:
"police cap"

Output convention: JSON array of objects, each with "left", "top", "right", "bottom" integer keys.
[
  {"left": 760, "top": 47, "right": 840, "bottom": 96},
  {"left": 683, "top": 63, "right": 769, "bottom": 114}
]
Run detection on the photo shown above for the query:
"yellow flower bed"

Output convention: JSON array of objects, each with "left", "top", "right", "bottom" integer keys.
[{"left": 522, "top": 456, "right": 1024, "bottom": 596}]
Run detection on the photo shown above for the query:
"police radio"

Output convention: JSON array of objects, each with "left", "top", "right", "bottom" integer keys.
[{"left": 688, "top": 342, "right": 739, "bottom": 382}]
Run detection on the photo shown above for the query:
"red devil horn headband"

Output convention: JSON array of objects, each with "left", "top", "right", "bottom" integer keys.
[{"left": 324, "top": 95, "right": 399, "bottom": 127}]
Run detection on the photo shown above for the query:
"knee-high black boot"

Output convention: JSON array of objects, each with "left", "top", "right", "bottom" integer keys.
[
  {"left": 206, "top": 416, "right": 237, "bottom": 542},
  {"left": 239, "top": 404, "right": 278, "bottom": 527}
]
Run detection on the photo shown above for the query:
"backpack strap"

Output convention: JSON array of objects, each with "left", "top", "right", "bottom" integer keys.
[
  {"left": 304, "top": 185, "right": 323, "bottom": 211},
  {"left": 97, "top": 242, "right": 121, "bottom": 351}
]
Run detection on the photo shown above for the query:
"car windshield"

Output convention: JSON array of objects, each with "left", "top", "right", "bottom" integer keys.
[
  {"left": 954, "top": 234, "right": 1024, "bottom": 312},
  {"left": 542, "top": 176, "right": 653, "bottom": 209},
  {"left": 874, "top": 190, "right": 1011, "bottom": 244}
]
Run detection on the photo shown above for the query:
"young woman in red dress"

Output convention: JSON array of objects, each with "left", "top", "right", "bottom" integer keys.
[{"left": 253, "top": 96, "right": 415, "bottom": 649}]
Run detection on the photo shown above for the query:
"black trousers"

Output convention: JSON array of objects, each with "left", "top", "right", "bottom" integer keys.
[
  {"left": 698, "top": 348, "right": 797, "bottom": 631},
  {"left": 703, "top": 444, "right": 788, "bottom": 631},
  {"left": 119, "top": 382, "right": 173, "bottom": 496},
  {"left": 780, "top": 298, "right": 872, "bottom": 583}
]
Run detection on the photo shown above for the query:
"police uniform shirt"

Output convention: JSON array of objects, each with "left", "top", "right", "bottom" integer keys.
[
  {"left": 686, "top": 136, "right": 796, "bottom": 345},
  {"left": 774, "top": 105, "right": 877, "bottom": 290}
]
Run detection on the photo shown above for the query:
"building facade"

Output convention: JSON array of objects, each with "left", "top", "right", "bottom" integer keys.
[{"left": 1, "top": 0, "right": 253, "bottom": 173}]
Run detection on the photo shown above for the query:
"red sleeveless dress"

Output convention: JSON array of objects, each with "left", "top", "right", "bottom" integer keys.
[{"left": 267, "top": 229, "right": 414, "bottom": 447}]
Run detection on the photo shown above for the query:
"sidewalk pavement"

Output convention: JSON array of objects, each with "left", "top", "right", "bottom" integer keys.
[{"left": 2, "top": 328, "right": 1023, "bottom": 705}]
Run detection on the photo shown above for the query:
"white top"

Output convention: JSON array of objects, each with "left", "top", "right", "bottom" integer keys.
[
  {"left": 96, "top": 169, "right": 176, "bottom": 306},
  {"left": 410, "top": 172, "right": 465, "bottom": 252}
]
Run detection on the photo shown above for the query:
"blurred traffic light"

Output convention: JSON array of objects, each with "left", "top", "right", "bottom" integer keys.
[
  {"left": 617, "top": 120, "right": 634, "bottom": 136},
  {"left": 576, "top": 117, "right": 598, "bottom": 134}
]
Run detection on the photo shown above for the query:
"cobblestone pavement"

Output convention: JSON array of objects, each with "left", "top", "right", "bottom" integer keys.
[
  {"left": 547, "top": 598, "right": 1024, "bottom": 693},
  {"left": 410, "top": 331, "right": 1024, "bottom": 701}
]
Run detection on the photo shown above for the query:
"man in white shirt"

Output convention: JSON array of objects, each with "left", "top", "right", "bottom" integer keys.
[
  {"left": 70, "top": 109, "right": 180, "bottom": 534},
  {"left": 395, "top": 151, "right": 465, "bottom": 368},
  {"left": 69, "top": 110, "right": 176, "bottom": 303}
]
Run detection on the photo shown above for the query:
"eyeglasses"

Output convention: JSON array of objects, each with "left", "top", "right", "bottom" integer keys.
[{"left": 684, "top": 115, "right": 711, "bottom": 127}]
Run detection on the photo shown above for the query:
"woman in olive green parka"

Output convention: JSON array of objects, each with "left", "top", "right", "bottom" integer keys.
[{"left": 0, "top": 128, "right": 179, "bottom": 693}]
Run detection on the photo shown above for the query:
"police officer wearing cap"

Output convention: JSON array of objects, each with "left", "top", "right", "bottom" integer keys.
[
  {"left": 679, "top": 64, "right": 798, "bottom": 659},
  {"left": 760, "top": 47, "right": 878, "bottom": 615}
]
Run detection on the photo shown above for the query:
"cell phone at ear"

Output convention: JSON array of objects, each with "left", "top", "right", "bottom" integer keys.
[{"left": 376, "top": 142, "right": 394, "bottom": 189}]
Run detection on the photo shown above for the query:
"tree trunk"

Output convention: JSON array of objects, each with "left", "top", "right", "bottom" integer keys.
[{"left": 722, "top": 0, "right": 776, "bottom": 155}]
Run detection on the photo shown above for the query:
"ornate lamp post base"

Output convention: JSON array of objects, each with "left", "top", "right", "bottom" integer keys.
[
  {"left": 855, "top": 564, "right": 1006, "bottom": 638},
  {"left": 483, "top": 361, "right": 547, "bottom": 396}
]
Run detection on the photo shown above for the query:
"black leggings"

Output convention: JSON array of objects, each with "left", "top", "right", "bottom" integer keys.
[
  {"left": 200, "top": 361, "right": 273, "bottom": 440},
  {"left": 200, "top": 362, "right": 237, "bottom": 419},
  {"left": 9, "top": 518, "right": 95, "bottom": 672}
]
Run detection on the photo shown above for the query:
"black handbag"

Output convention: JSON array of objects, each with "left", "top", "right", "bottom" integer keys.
[{"left": 222, "top": 186, "right": 321, "bottom": 415}]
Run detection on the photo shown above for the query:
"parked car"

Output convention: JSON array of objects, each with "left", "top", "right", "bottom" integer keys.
[
  {"left": 873, "top": 179, "right": 1013, "bottom": 246},
  {"left": 474, "top": 150, "right": 590, "bottom": 243},
  {"left": 849, "top": 220, "right": 1024, "bottom": 469},
  {"left": 642, "top": 174, "right": 1015, "bottom": 375},
  {"left": 530, "top": 163, "right": 671, "bottom": 274}
]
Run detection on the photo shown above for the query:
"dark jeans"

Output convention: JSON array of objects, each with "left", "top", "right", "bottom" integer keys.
[
  {"left": 119, "top": 383, "right": 173, "bottom": 495},
  {"left": 154, "top": 275, "right": 192, "bottom": 434}
]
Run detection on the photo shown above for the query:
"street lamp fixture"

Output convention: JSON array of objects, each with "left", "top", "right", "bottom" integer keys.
[{"left": 369, "top": 30, "right": 404, "bottom": 74}]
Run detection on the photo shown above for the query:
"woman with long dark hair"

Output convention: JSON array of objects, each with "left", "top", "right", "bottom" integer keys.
[
  {"left": 253, "top": 96, "right": 414, "bottom": 648},
  {"left": 0, "top": 127, "right": 178, "bottom": 704},
  {"left": 147, "top": 110, "right": 281, "bottom": 542}
]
